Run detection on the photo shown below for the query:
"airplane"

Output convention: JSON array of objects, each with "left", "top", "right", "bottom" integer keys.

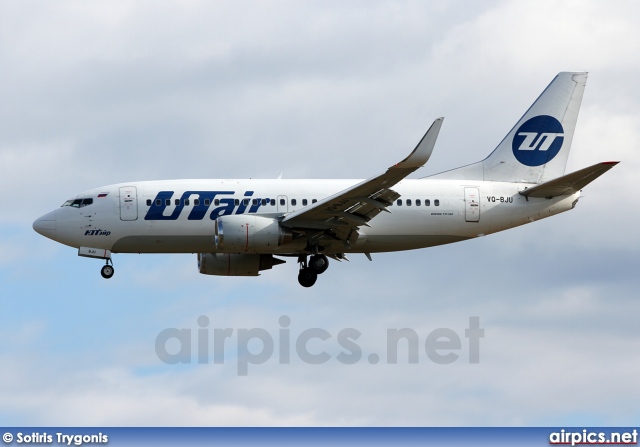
[{"left": 33, "top": 72, "right": 618, "bottom": 287}]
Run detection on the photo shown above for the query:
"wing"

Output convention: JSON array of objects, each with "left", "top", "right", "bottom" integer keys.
[
  {"left": 281, "top": 118, "right": 444, "bottom": 247},
  {"left": 519, "top": 161, "right": 619, "bottom": 199}
]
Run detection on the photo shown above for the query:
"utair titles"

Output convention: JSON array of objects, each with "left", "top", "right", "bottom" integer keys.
[{"left": 145, "top": 190, "right": 266, "bottom": 221}]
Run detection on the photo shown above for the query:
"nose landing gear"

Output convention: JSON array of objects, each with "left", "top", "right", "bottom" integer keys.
[
  {"left": 297, "top": 253, "right": 329, "bottom": 287},
  {"left": 78, "top": 247, "right": 115, "bottom": 279},
  {"left": 101, "top": 259, "right": 114, "bottom": 279}
]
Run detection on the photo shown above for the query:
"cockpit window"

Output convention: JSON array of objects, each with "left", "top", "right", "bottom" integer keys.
[{"left": 61, "top": 198, "right": 94, "bottom": 208}]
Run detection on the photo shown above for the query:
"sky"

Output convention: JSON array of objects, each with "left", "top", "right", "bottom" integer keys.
[{"left": 1, "top": 0, "right": 639, "bottom": 426}]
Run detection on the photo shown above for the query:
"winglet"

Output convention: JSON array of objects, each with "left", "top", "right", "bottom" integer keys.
[{"left": 395, "top": 117, "right": 444, "bottom": 169}]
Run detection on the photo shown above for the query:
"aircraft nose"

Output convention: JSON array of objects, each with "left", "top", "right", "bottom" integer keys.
[{"left": 33, "top": 210, "right": 57, "bottom": 240}]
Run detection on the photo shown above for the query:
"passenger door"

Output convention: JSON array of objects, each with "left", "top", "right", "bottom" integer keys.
[
  {"left": 119, "top": 186, "right": 138, "bottom": 221},
  {"left": 464, "top": 187, "right": 480, "bottom": 222}
]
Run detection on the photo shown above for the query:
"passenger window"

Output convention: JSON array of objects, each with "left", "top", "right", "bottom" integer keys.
[
  {"left": 204, "top": 199, "right": 211, "bottom": 206},
  {"left": 396, "top": 199, "right": 402, "bottom": 206},
  {"left": 185, "top": 199, "right": 190, "bottom": 206},
  {"left": 234, "top": 199, "right": 239, "bottom": 206},
  {"left": 175, "top": 199, "right": 180, "bottom": 206},
  {"left": 243, "top": 199, "right": 249, "bottom": 206},
  {"left": 425, "top": 199, "right": 430, "bottom": 206},
  {"left": 280, "top": 198, "right": 285, "bottom": 206},
  {"left": 303, "top": 199, "right": 308, "bottom": 206},
  {"left": 292, "top": 199, "right": 297, "bottom": 206},
  {"left": 416, "top": 199, "right": 421, "bottom": 206},
  {"left": 261, "top": 199, "right": 267, "bottom": 206},
  {"left": 214, "top": 199, "right": 219, "bottom": 206},
  {"left": 156, "top": 199, "right": 162, "bottom": 206},
  {"left": 165, "top": 199, "right": 171, "bottom": 206},
  {"left": 270, "top": 199, "right": 276, "bottom": 206},
  {"left": 194, "top": 199, "right": 200, "bottom": 206},
  {"left": 252, "top": 199, "right": 258, "bottom": 206},
  {"left": 435, "top": 199, "right": 440, "bottom": 206},
  {"left": 407, "top": 199, "right": 412, "bottom": 206},
  {"left": 146, "top": 199, "right": 151, "bottom": 206}
]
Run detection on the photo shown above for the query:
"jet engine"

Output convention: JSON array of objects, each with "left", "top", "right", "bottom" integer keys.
[
  {"left": 197, "top": 253, "right": 285, "bottom": 276},
  {"left": 215, "top": 215, "right": 293, "bottom": 253}
]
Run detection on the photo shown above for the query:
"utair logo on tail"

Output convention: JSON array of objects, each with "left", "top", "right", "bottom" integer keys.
[{"left": 512, "top": 115, "right": 564, "bottom": 166}]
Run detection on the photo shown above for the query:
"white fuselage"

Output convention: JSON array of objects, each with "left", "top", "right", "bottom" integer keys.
[{"left": 36, "top": 178, "right": 579, "bottom": 255}]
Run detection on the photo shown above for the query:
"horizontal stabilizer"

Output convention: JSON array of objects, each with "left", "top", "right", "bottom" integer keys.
[{"left": 519, "top": 162, "right": 619, "bottom": 198}]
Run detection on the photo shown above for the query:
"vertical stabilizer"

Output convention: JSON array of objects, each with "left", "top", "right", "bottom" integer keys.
[{"left": 431, "top": 72, "right": 587, "bottom": 183}]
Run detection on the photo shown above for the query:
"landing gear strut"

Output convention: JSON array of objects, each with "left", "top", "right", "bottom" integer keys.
[
  {"left": 101, "top": 259, "right": 114, "bottom": 279},
  {"left": 297, "top": 253, "right": 329, "bottom": 287}
]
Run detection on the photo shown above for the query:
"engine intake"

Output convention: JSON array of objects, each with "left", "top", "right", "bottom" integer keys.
[
  {"left": 198, "top": 253, "right": 285, "bottom": 276},
  {"left": 215, "top": 215, "right": 293, "bottom": 253}
]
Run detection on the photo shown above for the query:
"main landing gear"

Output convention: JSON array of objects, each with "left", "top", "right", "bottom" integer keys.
[
  {"left": 101, "top": 259, "right": 115, "bottom": 279},
  {"left": 297, "top": 254, "right": 329, "bottom": 288}
]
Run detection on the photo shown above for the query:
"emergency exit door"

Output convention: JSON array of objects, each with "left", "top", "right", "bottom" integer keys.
[
  {"left": 277, "top": 195, "right": 288, "bottom": 213},
  {"left": 464, "top": 187, "right": 480, "bottom": 222}
]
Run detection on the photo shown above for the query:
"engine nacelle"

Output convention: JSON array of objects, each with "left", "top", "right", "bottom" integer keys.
[
  {"left": 197, "top": 253, "right": 285, "bottom": 276},
  {"left": 215, "top": 215, "right": 293, "bottom": 253}
]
